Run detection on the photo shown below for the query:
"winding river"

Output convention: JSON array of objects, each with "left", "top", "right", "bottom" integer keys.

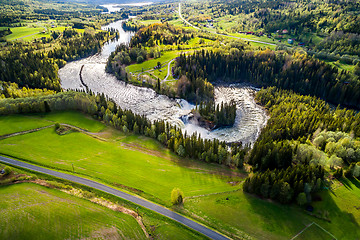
[{"left": 59, "top": 20, "right": 268, "bottom": 146}]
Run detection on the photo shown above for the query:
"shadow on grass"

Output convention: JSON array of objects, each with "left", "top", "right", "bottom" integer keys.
[
  {"left": 243, "top": 187, "right": 360, "bottom": 239},
  {"left": 242, "top": 192, "right": 311, "bottom": 239},
  {"left": 341, "top": 177, "right": 360, "bottom": 190}
]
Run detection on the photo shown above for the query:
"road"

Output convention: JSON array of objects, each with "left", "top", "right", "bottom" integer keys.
[
  {"left": 178, "top": 3, "right": 276, "bottom": 46},
  {"left": 0, "top": 155, "right": 229, "bottom": 240},
  {"left": 163, "top": 58, "right": 176, "bottom": 82}
]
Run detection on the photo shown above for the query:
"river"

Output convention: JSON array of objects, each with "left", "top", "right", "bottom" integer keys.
[{"left": 58, "top": 19, "right": 268, "bottom": 146}]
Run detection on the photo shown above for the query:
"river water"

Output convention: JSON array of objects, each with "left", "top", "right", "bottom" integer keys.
[{"left": 59, "top": 20, "right": 268, "bottom": 145}]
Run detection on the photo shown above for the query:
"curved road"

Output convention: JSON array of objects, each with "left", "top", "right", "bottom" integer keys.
[
  {"left": 178, "top": 3, "right": 276, "bottom": 46},
  {"left": 0, "top": 155, "right": 229, "bottom": 240},
  {"left": 163, "top": 58, "right": 176, "bottom": 82}
]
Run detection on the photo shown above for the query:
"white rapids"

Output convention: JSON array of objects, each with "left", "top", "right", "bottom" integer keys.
[{"left": 58, "top": 20, "right": 269, "bottom": 146}]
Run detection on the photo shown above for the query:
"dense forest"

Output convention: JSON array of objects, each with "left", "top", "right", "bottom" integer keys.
[
  {"left": 242, "top": 87, "right": 360, "bottom": 203},
  {"left": 130, "top": 23, "right": 193, "bottom": 47},
  {"left": 0, "top": 29, "right": 113, "bottom": 91},
  {"left": 196, "top": 100, "right": 236, "bottom": 128},
  {"left": 174, "top": 49, "right": 360, "bottom": 109}
]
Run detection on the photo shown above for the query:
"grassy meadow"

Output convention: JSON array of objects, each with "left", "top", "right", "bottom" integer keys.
[
  {"left": 182, "top": 178, "right": 360, "bottom": 239},
  {"left": 1, "top": 111, "right": 359, "bottom": 239},
  {"left": 0, "top": 183, "right": 146, "bottom": 240},
  {"left": 0, "top": 112, "right": 243, "bottom": 206}
]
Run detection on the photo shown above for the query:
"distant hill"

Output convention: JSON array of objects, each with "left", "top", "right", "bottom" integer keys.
[{"left": 53, "top": 0, "right": 163, "bottom": 5}]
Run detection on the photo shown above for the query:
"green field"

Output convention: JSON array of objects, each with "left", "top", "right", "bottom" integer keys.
[
  {"left": 0, "top": 115, "right": 52, "bottom": 136},
  {"left": 5, "top": 26, "right": 45, "bottom": 41},
  {"left": 35, "top": 111, "right": 105, "bottom": 132},
  {"left": 0, "top": 111, "right": 105, "bottom": 135},
  {"left": 183, "top": 178, "right": 360, "bottom": 239},
  {"left": 127, "top": 51, "right": 181, "bottom": 73},
  {"left": 0, "top": 183, "right": 146, "bottom": 240},
  {"left": 0, "top": 113, "right": 242, "bottom": 206}
]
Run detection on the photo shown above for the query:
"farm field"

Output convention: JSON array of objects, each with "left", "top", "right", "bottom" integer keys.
[
  {"left": 5, "top": 26, "right": 45, "bottom": 41},
  {"left": 0, "top": 111, "right": 105, "bottom": 135},
  {"left": 0, "top": 183, "right": 146, "bottom": 240},
  {"left": 0, "top": 112, "right": 244, "bottom": 206},
  {"left": 182, "top": 178, "right": 360, "bottom": 239},
  {"left": 0, "top": 115, "right": 52, "bottom": 136}
]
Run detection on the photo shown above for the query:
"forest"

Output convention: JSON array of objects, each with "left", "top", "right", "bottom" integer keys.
[
  {"left": 196, "top": 100, "right": 236, "bottom": 128},
  {"left": 174, "top": 49, "right": 360, "bottom": 109},
  {"left": 0, "top": 29, "right": 115, "bottom": 91}
]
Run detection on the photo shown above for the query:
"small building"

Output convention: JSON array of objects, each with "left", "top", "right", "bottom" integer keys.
[
  {"left": 287, "top": 38, "right": 294, "bottom": 44},
  {"left": 282, "top": 29, "right": 289, "bottom": 34},
  {"left": 298, "top": 42, "right": 305, "bottom": 46}
]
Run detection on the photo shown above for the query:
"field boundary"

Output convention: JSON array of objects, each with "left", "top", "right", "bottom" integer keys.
[{"left": 290, "top": 221, "right": 337, "bottom": 240}]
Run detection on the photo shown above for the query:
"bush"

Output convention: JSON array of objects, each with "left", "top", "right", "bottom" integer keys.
[
  {"left": 3, "top": 166, "right": 12, "bottom": 175},
  {"left": 171, "top": 188, "right": 184, "bottom": 205},
  {"left": 297, "top": 192, "right": 307, "bottom": 206},
  {"left": 55, "top": 122, "right": 60, "bottom": 130},
  {"left": 137, "top": 55, "right": 144, "bottom": 63}
]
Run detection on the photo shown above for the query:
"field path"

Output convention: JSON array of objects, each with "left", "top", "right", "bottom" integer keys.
[
  {"left": 178, "top": 3, "right": 276, "bottom": 46},
  {"left": 0, "top": 125, "right": 54, "bottom": 140},
  {"left": 163, "top": 58, "right": 176, "bottom": 82},
  {"left": 0, "top": 155, "right": 230, "bottom": 240}
]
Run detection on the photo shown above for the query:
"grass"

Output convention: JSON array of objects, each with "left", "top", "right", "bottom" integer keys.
[
  {"left": 5, "top": 26, "right": 44, "bottom": 41},
  {"left": 0, "top": 183, "right": 146, "bottom": 240},
  {"left": 0, "top": 113, "right": 243, "bottom": 206},
  {"left": 183, "top": 178, "right": 360, "bottom": 240},
  {"left": 324, "top": 60, "right": 356, "bottom": 72},
  {"left": 0, "top": 115, "right": 52, "bottom": 136},
  {"left": 139, "top": 19, "right": 162, "bottom": 25},
  {"left": 0, "top": 111, "right": 105, "bottom": 135},
  {"left": 127, "top": 51, "right": 181, "bottom": 73},
  {"left": 35, "top": 111, "right": 105, "bottom": 132},
  {"left": 295, "top": 223, "right": 335, "bottom": 240}
]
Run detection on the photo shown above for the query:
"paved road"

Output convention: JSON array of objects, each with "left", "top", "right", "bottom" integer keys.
[
  {"left": 178, "top": 3, "right": 276, "bottom": 46},
  {"left": 0, "top": 155, "right": 229, "bottom": 240}
]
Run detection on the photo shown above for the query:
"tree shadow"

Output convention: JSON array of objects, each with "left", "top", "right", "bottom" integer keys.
[
  {"left": 341, "top": 177, "right": 360, "bottom": 190},
  {"left": 243, "top": 187, "right": 360, "bottom": 239}
]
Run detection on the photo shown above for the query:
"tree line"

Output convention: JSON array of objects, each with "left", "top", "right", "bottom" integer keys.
[{"left": 243, "top": 165, "right": 324, "bottom": 204}]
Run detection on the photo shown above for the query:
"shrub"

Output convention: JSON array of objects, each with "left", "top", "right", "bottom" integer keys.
[
  {"left": 171, "top": 188, "right": 184, "bottom": 205},
  {"left": 3, "top": 166, "right": 12, "bottom": 175},
  {"left": 55, "top": 122, "right": 60, "bottom": 130},
  {"left": 297, "top": 192, "right": 307, "bottom": 206}
]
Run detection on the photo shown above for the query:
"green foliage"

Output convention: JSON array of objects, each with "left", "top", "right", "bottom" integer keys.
[
  {"left": 243, "top": 165, "right": 324, "bottom": 204},
  {"left": 130, "top": 23, "right": 192, "bottom": 48},
  {"left": 171, "top": 188, "right": 184, "bottom": 205},
  {"left": 197, "top": 100, "right": 236, "bottom": 127},
  {"left": 175, "top": 50, "right": 360, "bottom": 108},
  {"left": 297, "top": 192, "right": 307, "bottom": 206},
  {"left": 3, "top": 166, "right": 12, "bottom": 175}
]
